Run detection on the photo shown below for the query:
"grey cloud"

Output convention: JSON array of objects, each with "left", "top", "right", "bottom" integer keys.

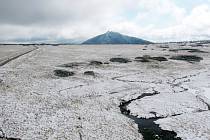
[
  {"left": 0, "top": 0, "right": 121, "bottom": 25},
  {"left": 0, "top": 0, "right": 126, "bottom": 41},
  {"left": 0, "top": 0, "right": 77, "bottom": 25},
  {"left": 0, "top": 0, "right": 210, "bottom": 42}
]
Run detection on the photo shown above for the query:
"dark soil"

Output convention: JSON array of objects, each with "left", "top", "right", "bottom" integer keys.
[
  {"left": 164, "top": 55, "right": 170, "bottom": 57},
  {"left": 191, "top": 44, "right": 203, "bottom": 47},
  {"left": 150, "top": 57, "right": 168, "bottom": 62},
  {"left": 135, "top": 57, "right": 150, "bottom": 62},
  {"left": 135, "top": 55, "right": 151, "bottom": 63},
  {"left": 110, "top": 58, "right": 131, "bottom": 63},
  {"left": 188, "top": 50, "right": 208, "bottom": 53},
  {"left": 84, "top": 71, "right": 95, "bottom": 76},
  {"left": 169, "top": 48, "right": 208, "bottom": 53},
  {"left": 104, "top": 62, "right": 110, "bottom": 64},
  {"left": 170, "top": 55, "right": 203, "bottom": 62},
  {"left": 89, "top": 61, "right": 103, "bottom": 65},
  {"left": 135, "top": 56, "right": 168, "bottom": 62},
  {"left": 135, "top": 59, "right": 150, "bottom": 63},
  {"left": 169, "top": 49, "right": 179, "bottom": 52},
  {"left": 158, "top": 45, "right": 169, "bottom": 48},
  {"left": 54, "top": 70, "right": 75, "bottom": 77},
  {"left": 58, "top": 62, "right": 86, "bottom": 68}
]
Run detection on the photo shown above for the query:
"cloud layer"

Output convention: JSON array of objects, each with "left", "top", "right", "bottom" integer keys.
[{"left": 0, "top": 0, "right": 210, "bottom": 42}]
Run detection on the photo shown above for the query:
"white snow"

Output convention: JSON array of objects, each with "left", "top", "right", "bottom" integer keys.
[{"left": 0, "top": 44, "right": 210, "bottom": 139}]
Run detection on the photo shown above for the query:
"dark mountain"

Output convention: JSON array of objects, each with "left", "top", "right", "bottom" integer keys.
[{"left": 82, "top": 31, "right": 153, "bottom": 44}]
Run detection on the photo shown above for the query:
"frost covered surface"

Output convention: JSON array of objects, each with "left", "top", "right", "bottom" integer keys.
[
  {"left": 0, "top": 44, "right": 210, "bottom": 139},
  {"left": 157, "top": 111, "right": 210, "bottom": 140},
  {"left": 0, "top": 45, "right": 37, "bottom": 66}
]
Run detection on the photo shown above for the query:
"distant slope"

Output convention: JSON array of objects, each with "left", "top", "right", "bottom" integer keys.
[
  {"left": 82, "top": 31, "right": 153, "bottom": 44},
  {"left": 0, "top": 37, "right": 84, "bottom": 45}
]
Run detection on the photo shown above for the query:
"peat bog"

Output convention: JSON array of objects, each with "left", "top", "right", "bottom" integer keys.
[
  {"left": 170, "top": 55, "right": 203, "bottom": 62},
  {"left": 110, "top": 58, "right": 131, "bottom": 63},
  {"left": 54, "top": 69, "right": 75, "bottom": 77}
]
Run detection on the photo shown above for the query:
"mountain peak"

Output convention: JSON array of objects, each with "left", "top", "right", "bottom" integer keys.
[
  {"left": 105, "top": 31, "right": 120, "bottom": 35},
  {"left": 83, "top": 31, "right": 152, "bottom": 44},
  {"left": 106, "top": 31, "right": 115, "bottom": 33}
]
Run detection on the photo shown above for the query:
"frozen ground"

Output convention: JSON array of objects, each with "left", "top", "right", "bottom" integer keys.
[{"left": 0, "top": 44, "right": 210, "bottom": 140}]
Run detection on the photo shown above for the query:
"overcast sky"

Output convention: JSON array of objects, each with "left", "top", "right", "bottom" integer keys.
[{"left": 0, "top": 0, "right": 210, "bottom": 42}]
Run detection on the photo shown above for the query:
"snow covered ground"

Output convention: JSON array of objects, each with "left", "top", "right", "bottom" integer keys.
[
  {"left": 0, "top": 45, "right": 37, "bottom": 66},
  {"left": 0, "top": 44, "right": 210, "bottom": 139}
]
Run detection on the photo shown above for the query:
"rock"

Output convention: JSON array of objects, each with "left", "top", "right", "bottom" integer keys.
[
  {"left": 84, "top": 71, "right": 95, "bottom": 76},
  {"left": 110, "top": 58, "right": 131, "bottom": 63},
  {"left": 54, "top": 70, "right": 75, "bottom": 77}
]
